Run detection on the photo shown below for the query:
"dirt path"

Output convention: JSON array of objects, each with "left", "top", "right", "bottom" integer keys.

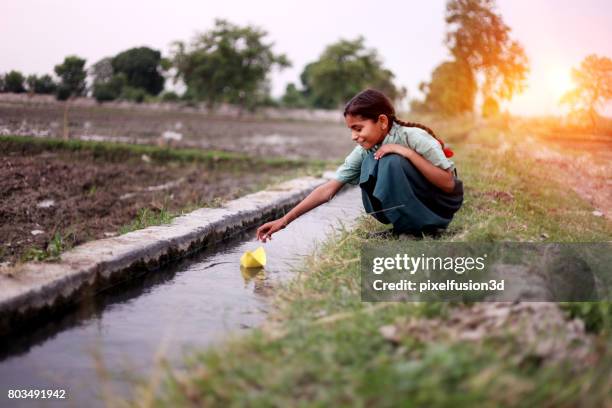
[{"left": 509, "top": 131, "right": 612, "bottom": 220}]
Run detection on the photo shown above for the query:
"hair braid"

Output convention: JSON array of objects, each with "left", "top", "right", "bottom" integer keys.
[
  {"left": 392, "top": 117, "right": 441, "bottom": 147},
  {"left": 391, "top": 117, "right": 454, "bottom": 158}
]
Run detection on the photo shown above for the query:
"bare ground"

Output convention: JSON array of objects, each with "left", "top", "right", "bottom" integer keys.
[
  {"left": 0, "top": 147, "right": 306, "bottom": 265},
  {"left": 0, "top": 99, "right": 354, "bottom": 160},
  {"left": 521, "top": 131, "right": 612, "bottom": 220}
]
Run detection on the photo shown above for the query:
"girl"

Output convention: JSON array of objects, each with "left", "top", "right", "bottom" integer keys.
[{"left": 256, "top": 89, "right": 463, "bottom": 242}]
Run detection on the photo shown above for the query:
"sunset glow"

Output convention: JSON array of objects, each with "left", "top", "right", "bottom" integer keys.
[
  {"left": 507, "top": 63, "right": 578, "bottom": 116},
  {"left": 545, "top": 66, "right": 574, "bottom": 99}
]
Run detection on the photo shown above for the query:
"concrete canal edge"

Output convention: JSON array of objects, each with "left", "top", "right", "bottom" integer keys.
[{"left": 0, "top": 174, "right": 336, "bottom": 337}]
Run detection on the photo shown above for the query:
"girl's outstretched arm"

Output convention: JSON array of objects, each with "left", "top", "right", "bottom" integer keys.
[{"left": 256, "top": 179, "right": 345, "bottom": 242}]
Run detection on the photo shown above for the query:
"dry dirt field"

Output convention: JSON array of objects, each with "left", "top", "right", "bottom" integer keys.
[
  {"left": 0, "top": 98, "right": 354, "bottom": 160},
  {"left": 0, "top": 139, "right": 317, "bottom": 265},
  {"left": 1, "top": 98, "right": 352, "bottom": 265}
]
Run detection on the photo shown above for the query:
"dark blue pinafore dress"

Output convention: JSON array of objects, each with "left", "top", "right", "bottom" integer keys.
[{"left": 358, "top": 152, "right": 464, "bottom": 234}]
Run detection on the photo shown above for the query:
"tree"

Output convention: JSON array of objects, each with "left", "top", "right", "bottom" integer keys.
[
  {"left": 445, "top": 0, "right": 528, "bottom": 111},
  {"left": 281, "top": 83, "right": 308, "bottom": 108},
  {"left": 172, "top": 19, "right": 290, "bottom": 109},
  {"left": 54, "top": 56, "right": 87, "bottom": 100},
  {"left": 299, "top": 37, "right": 403, "bottom": 109},
  {"left": 90, "top": 57, "right": 114, "bottom": 85},
  {"left": 112, "top": 47, "right": 165, "bottom": 96},
  {"left": 419, "top": 60, "right": 476, "bottom": 116},
  {"left": 481, "top": 96, "right": 500, "bottom": 118},
  {"left": 91, "top": 57, "right": 121, "bottom": 102},
  {"left": 93, "top": 73, "right": 127, "bottom": 102},
  {"left": 4, "top": 70, "right": 26, "bottom": 93},
  {"left": 300, "top": 62, "right": 335, "bottom": 109},
  {"left": 26, "top": 75, "right": 37, "bottom": 93},
  {"left": 561, "top": 54, "right": 612, "bottom": 127},
  {"left": 25, "top": 74, "right": 57, "bottom": 94}
]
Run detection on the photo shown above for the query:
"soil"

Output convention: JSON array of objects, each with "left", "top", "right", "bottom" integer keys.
[
  {"left": 523, "top": 132, "right": 612, "bottom": 220},
  {"left": 0, "top": 148, "right": 301, "bottom": 265},
  {"left": 0, "top": 99, "right": 353, "bottom": 160}
]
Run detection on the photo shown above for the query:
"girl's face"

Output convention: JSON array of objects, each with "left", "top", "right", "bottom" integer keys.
[{"left": 345, "top": 114, "right": 389, "bottom": 150}]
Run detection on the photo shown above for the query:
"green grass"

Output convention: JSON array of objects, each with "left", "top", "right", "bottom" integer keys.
[
  {"left": 118, "top": 207, "right": 176, "bottom": 235},
  {"left": 561, "top": 302, "right": 612, "bottom": 333},
  {"left": 448, "top": 137, "right": 610, "bottom": 242},
  {"left": 121, "top": 120, "right": 611, "bottom": 407},
  {"left": 21, "top": 229, "right": 77, "bottom": 262},
  {"left": 133, "top": 222, "right": 610, "bottom": 407},
  {"left": 0, "top": 135, "right": 328, "bottom": 168}
]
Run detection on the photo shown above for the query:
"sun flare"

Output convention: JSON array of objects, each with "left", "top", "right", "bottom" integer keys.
[{"left": 546, "top": 66, "right": 574, "bottom": 98}]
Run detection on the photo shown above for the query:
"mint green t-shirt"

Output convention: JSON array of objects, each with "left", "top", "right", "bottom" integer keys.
[{"left": 333, "top": 122, "right": 455, "bottom": 185}]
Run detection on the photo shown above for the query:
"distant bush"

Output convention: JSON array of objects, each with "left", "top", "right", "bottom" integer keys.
[
  {"left": 180, "top": 88, "right": 197, "bottom": 101},
  {"left": 4, "top": 70, "right": 26, "bottom": 93},
  {"left": 93, "top": 73, "right": 127, "bottom": 102},
  {"left": 55, "top": 84, "right": 72, "bottom": 101},
  {"left": 93, "top": 83, "right": 118, "bottom": 102},
  {"left": 26, "top": 74, "right": 57, "bottom": 94},
  {"left": 281, "top": 83, "right": 309, "bottom": 109},
  {"left": 120, "top": 86, "right": 147, "bottom": 103},
  {"left": 26, "top": 75, "right": 37, "bottom": 92},
  {"left": 259, "top": 95, "right": 280, "bottom": 109},
  {"left": 160, "top": 91, "right": 180, "bottom": 102}
]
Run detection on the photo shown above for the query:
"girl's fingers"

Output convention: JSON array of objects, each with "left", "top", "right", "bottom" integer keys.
[
  {"left": 256, "top": 219, "right": 284, "bottom": 242},
  {"left": 256, "top": 228, "right": 268, "bottom": 241}
]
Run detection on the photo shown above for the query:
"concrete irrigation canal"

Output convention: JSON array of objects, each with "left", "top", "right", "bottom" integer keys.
[{"left": 0, "top": 180, "right": 363, "bottom": 407}]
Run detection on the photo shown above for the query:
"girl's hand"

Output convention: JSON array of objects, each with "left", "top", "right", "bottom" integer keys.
[
  {"left": 256, "top": 218, "right": 288, "bottom": 242},
  {"left": 373, "top": 144, "right": 410, "bottom": 160}
]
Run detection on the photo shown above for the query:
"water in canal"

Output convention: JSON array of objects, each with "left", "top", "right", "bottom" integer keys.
[{"left": 0, "top": 186, "right": 363, "bottom": 407}]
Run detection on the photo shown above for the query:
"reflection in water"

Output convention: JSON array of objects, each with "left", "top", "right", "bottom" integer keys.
[
  {"left": 0, "top": 186, "right": 363, "bottom": 408},
  {"left": 240, "top": 266, "right": 268, "bottom": 295},
  {"left": 240, "top": 266, "right": 265, "bottom": 284}
]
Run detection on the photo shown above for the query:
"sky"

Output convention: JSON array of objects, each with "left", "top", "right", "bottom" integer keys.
[{"left": 1, "top": 0, "right": 611, "bottom": 116}]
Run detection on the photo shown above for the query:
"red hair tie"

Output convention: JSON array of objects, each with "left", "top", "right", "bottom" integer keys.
[{"left": 438, "top": 139, "right": 454, "bottom": 158}]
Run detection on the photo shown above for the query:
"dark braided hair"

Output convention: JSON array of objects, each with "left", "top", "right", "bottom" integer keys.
[{"left": 343, "top": 89, "right": 453, "bottom": 157}]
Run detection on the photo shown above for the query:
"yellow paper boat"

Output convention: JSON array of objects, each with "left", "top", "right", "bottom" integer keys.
[{"left": 240, "top": 246, "right": 267, "bottom": 268}]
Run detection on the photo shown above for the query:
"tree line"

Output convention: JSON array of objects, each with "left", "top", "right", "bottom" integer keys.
[
  {"left": 0, "top": 18, "right": 404, "bottom": 112},
  {"left": 0, "top": 0, "right": 609, "bottom": 119}
]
